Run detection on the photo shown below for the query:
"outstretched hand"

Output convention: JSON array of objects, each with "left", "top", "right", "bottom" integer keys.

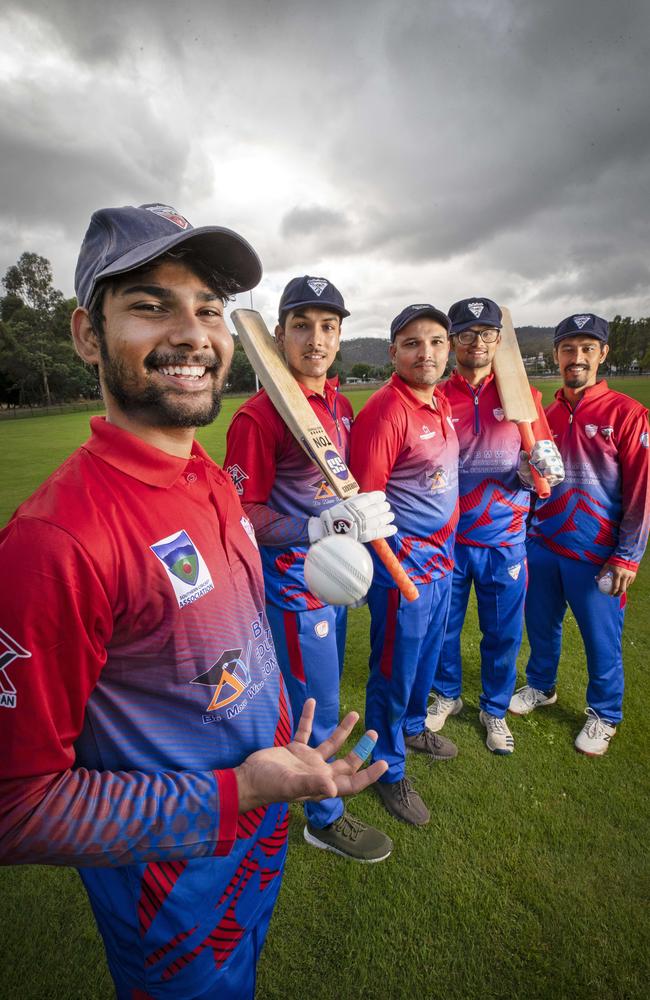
[{"left": 234, "top": 699, "right": 388, "bottom": 813}]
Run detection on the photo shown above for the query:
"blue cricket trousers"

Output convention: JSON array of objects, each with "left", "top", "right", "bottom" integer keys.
[
  {"left": 435, "top": 542, "right": 527, "bottom": 717},
  {"left": 524, "top": 539, "right": 626, "bottom": 723}
]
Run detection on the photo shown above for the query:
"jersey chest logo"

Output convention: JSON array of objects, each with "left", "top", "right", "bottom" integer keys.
[
  {"left": 150, "top": 530, "right": 214, "bottom": 608},
  {"left": 585, "top": 424, "right": 598, "bottom": 438},
  {"left": 493, "top": 407, "right": 505, "bottom": 421},
  {"left": 227, "top": 463, "right": 248, "bottom": 495}
]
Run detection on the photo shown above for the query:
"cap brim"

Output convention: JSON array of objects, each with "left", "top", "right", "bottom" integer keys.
[
  {"left": 95, "top": 225, "right": 262, "bottom": 294},
  {"left": 393, "top": 307, "right": 451, "bottom": 339},
  {"left": 451, "top": 319, "right": 502, "bottom": 335},
  {"left": 280, "top": 298, "right": 350, "bottom": 320}
]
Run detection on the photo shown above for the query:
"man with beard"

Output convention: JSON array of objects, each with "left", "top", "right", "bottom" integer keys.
[
  {"left": 0, "top": 204, "right": 387, "bottom": 999},
  {"left": 429, "top": 297, "right": 564, "bottom": 754},
  {"left": 510, "top": 313, "right": 650, "bottom": 755}
]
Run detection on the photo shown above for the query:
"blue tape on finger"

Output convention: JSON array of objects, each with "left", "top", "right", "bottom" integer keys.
[{"left": 352, "top": 733, "right": 376, "bottom": 762}]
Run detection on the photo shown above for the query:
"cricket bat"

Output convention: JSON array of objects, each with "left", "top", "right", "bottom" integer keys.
[
  {"left": 492, "top": 306, "right": 550, "bottom": 498},
  {"left": 231, "top": 308, "right": 419, "bottom": 602}
]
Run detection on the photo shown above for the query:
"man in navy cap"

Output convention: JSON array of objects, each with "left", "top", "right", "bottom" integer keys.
[
  {"left": 0, "top": 212, "right": 388, "bottom": 998},
  {"left": 349, "top": 304, "right": 460, "bottom": 826},
  {"left": 225, "top": 275, "right": 395, "bottom": 862},
  {"left": 429, "top": 297, "right": 564, "bottom": 754},
  {"left": 510, "top": 313, "right": 650, "bottom": 755}
]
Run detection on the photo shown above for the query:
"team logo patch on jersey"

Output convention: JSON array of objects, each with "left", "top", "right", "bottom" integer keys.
[
  {"left": 573, "top": 314, "right": 591, "bottom": 329},
  {"left": 341, "top": 415, "right": 351, "bottom": 431},
  {"left": 192, "top": 645, "right": 252, "bottom": 712},
  {"left": 227, "top": 463, "right": 248, "bottom": 495},
  {"left": 493, "top": 407, "right": 505, "bottom": 421},
  {"left": 641, "top": 431, "right": 649, "bottom": 448},
  {"left": 420, "top": 424, "right": 436, "bottom": 440},
  {"left": 240, "top": 515, "right": 258, "bottom": 548},
  {"left": 314, "top": 479, "right": 336, "bottom": 501},
  {"left": 315, "top": 620, "right": 329, "bottom": 638},
  {"left": 585, "top": 424, "right": 598, "bottom": 438},
  {"left": 600, "top": 426, "right": 614, "bottom": 440},
  {"left": 145, "top": 204, "right": 190, "bottom": 229},
  {"left": 468, "top": 301, "right": 485, "bottom": 318},
  {"left": 307, "top": 277, "right": 328, "bottom": 296},
  {"left": 150, "top": 530, "right": 214, "bottom": 608},
  {"left": 507, "top": 563, "right": 522, "bottom": 581},
  {"left": 429, "top": 467, "right": 449, "bottom": 492},
  {"left": 0, "top": 627, "right": 31, "bottom": 709}
]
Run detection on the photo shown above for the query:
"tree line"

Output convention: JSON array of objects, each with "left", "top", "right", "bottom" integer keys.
[{"left": 1, "top": 252, "right": 648, "bottom": 408}]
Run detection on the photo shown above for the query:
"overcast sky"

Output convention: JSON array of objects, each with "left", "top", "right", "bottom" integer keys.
[{"left": 1, "top": 0, "right": 649, "bottom": 338}]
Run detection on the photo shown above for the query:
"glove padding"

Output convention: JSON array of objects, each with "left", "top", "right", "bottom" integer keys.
[
  {"left": 517, "top": 439, "right": 565, "bottom": 489},
  {"left": 308, "top": 490, "right": 397, "bottom": 544}
]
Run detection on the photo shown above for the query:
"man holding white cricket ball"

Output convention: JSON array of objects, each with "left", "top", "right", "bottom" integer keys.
[
  {"left": 350, "top": 305, "right": 460, "bottom": 826},
  {"left": 225, "top": 276, "right": 396, "bottom": 862},
  {"left": 510, "top": 314, "right": 650, "bottom": 755}
]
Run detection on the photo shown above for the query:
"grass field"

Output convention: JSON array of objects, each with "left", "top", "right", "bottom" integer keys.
[{"left": 1, "top": 379, "right": 649, "bottom": 999}]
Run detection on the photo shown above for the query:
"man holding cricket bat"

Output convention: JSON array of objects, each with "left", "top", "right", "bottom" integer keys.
[
  {"left": 225, "top": 276, "right": 395, "bottom": 862},
  {"left": 510, "top": 313, "right": 650, "bottom": 755},
  {"left": 349, "top": 304, "right": 460, "bottom": 826},
  {"left": 429, "top": 297, "right": 564, "bottom": 754},
  {"left": 0, "top": 208, "right": 388, "bottom": 998}
]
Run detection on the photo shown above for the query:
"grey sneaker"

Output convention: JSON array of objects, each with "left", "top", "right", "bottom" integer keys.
[
  {"left": 303, "top": 811, "right": 393, "bottom": 862},
  {"left": 404, "top": 728, "right": 458, "bottom": 760},
  {"left": 508, "top": 684, "right": 557, "bottom": 716},
  {"left": 479, "top": 710, "right": 515, "bottom": 755},
  {"left": 375, "top": 777, "right": 430, "bottom": 826},
  {"left": 426, "top": 694, "right": 463, "bottom": 733}
]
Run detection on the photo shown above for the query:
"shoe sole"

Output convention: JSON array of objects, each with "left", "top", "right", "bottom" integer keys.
[
  {"left": 303, "top": 825, "right": 392, "bottom": 862},
  {"left": 508, "top": 693, "right": 558, "bottom": 717},
  {"left": 574, "top": 736, "right": 615, "bottom": 758}
]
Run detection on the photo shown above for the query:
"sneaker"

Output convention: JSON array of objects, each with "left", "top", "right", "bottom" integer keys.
[
  {"left": 426, "top": 694, "right": 463, "bottom": 732},
  {"left": 303, "top": 811, "right": 393, "bottom": 862},
  {"left": 574, "top": 708, "right": 617, "bottom": 757},
  {"left": 508, "top": 684, "right": 557, "bottom": 716},
  {"left": 404, "top": 728, "right": 458, "bottom": 760},
  {"left": 479, "top": 710, "right": 515, "bottom": 755},
  {"left": 374, "top": 777, "right": 430, "bottom": 826}
]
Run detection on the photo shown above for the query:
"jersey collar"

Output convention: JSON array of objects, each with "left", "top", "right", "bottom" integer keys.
[
  {"left": 297, "top": 375, "right": 340, "bottom": 404},
  {"left": 555, "top": 379, "right": 609, "bottom": 405},
  {"left": 390, "top": 372, "right": 442, "bottom": 412},
  {"left": 449, "top": 368, "right": 495, "bottom": 392},
  {"left": 83, "top": 416, "right": 218, "bottom": 488}
]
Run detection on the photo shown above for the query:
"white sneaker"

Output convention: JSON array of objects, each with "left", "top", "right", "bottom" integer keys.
[
  {"left": 479, "top": 710, "right": 515, "bottom": 755},
  {"left": 574, "top": 708, "right": 617, "bottom": 756},
  {"left": 426, "top": 694, "right": 463, "bottom": 732},
  {"left": 508, "top": 684, "right": 557, "bottom": 716}
]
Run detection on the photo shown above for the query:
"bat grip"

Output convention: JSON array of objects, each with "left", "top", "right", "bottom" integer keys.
[
  {"left": 519, "top": 423, "right": 550, "bottom": 499},
  {"left": 370, "top": 538, "right": 419, "bottom": 602}
]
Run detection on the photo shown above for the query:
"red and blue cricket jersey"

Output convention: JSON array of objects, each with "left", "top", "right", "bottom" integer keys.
[
  {"left": 349, "top": 373, "right": 459, "bottom": 586},
  {"left": 439, "top": 370, "right": 548, "bottom": 547},
  {"left": 529, "top": 381, "right": 650, "bottom": 570},
  {"left": 0, "top": 418, "right": 290, "bottom": 995},
  {"left": 224, "top": 379, "right": 354, "bottom": 611}
]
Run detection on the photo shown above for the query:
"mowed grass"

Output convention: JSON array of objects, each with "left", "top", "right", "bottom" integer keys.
[{"left": 1, "top": 378, "right": 649, "bottom": 999}]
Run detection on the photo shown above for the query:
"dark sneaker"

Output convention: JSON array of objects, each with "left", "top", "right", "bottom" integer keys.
[
  {"left": 303, "top": 811, "right": 393, "bottom": 862},
  {"left": 404, "top": 728, "right": 458, "bottom": 760},
  {"left": 375, "top": 777, "right": 430, "bottom": 826}
]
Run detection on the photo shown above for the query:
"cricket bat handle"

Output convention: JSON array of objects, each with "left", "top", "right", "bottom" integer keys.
[
  {"left": 519, "top": 423, "right": 550, "bottom": 499},
  {"left": 370, "top": 538, "right": 419, "bottom": 602}
]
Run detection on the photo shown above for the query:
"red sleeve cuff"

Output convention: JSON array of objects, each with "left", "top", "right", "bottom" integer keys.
[
  {"left": 607, "top": 556, "right": 639, "bottom": 572},
  {"left": 213, "top": 768, "right": 239, "bottom": 856}
]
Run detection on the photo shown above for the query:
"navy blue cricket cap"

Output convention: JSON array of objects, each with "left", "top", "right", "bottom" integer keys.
[
  {"left": 390, "top": 303, "right": 451, "bottom": 342},
  {"left": 448, "top": 297, "right": 502, "bottom": 335},
  {"left": 74, "top": 203, "right": 262, "bottom": 308},
  {"left": 278, "top": 275, "right": 350, "bottom": 323},
  {"left": 553, "top": 313, "right": 609, "bottom": 345}
]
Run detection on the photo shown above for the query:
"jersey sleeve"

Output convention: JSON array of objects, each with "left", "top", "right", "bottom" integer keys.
[
  {"left": 349, "top": 406, "right": 406, "bottom": 491},
  {"left": 610, "top": 407, "right": 650, "bottom": 570},
  {"left": 0, "top": 517, "right": 239, "bottom": 867},
  {"left": 224, "top": 410, "right": 279, "bottom": 503},
  {"left": 532, "top": 388, "right": 553, "bottom": 440}
]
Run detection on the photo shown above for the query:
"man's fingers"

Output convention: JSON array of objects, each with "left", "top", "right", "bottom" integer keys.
[
  {"left": 335, "top": 759, "right": 388, "bottom": 796},
  {"left": 350, "top": 732, "right": 377, "bottom": 764},
  {"left": 294, "top": 698, "right": 316, "bottom": 745},
  {"left": 315, "top": 710, "right": 360, "bottom": 759}
]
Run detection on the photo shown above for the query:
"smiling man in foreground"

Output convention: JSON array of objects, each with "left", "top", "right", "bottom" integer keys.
[{"left": 0, "top": 204, "right": 386, "bottom": 999}]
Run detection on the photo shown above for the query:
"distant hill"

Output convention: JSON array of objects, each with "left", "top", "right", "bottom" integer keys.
[{"left": 340, "top": 327, "right": 555, "bottom": 369}]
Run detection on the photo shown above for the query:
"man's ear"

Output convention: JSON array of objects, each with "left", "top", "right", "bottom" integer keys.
[
  {"left": 599, "top": 343, "right": 610, "bottom": 365},
  {"left": 71, "top": 307, "right": 101, "bottom": 365},
  {"left": 274, "top": 323, "right": 285, "bottom": 349}
]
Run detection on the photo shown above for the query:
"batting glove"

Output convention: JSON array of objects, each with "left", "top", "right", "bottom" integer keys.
[
  {"left": 308, "top": 491, "right": 397, "bottom": 544},
  {"left": 517, "top": 439, "right": 565, "bottom": 489}
]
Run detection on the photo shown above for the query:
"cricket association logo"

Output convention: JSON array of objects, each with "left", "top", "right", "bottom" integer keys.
[
  {"left": 191, "top": 646, "right": 252, "bottom": 712},
  {"left": 0, "top": 627, "right": 31, "bottom": 709},
  {"left": 493, "top": 408, "right": 505, "bottom": 422},
  {"left": 585, "top": 424, "right": 598, "bottom": 438},
  {"left": 468, "top": 301, "right": 485, "bottom": 318},
  {"left": 307, "top": 277, "right": 328, "bottom": 296},
  {"left": 227, "top": 463, "right": 248, "bottom": 496},
  {"left": 150, "top": 530, "right": 214, "bottom": 608},
  {"left": 429, "top": 466, "right": 449, "bottom": 492},
  {"left": 145, "top": 204, "right": 190, "bottom": 229}
]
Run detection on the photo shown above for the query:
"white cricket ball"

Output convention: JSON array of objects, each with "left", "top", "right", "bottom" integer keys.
[
  {"left": 304, "top": 535, "right": 374, "bottom": 606},
  {"left": 597, "top": 572, "right": 614, "bottom": 594}
]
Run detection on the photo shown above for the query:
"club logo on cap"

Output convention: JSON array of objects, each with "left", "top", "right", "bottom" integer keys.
[
  {"left": 468, "top": 302, "right": 485, "bottom": 318},
  {"left": 573, "top": 315, "right": 591, "bottom": 329},
  {"left": 145, "top": 204, "right": 190, "bottom": 230},
  {"left": 307, "top": 278, "right": 328, "bottom": 296}
]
